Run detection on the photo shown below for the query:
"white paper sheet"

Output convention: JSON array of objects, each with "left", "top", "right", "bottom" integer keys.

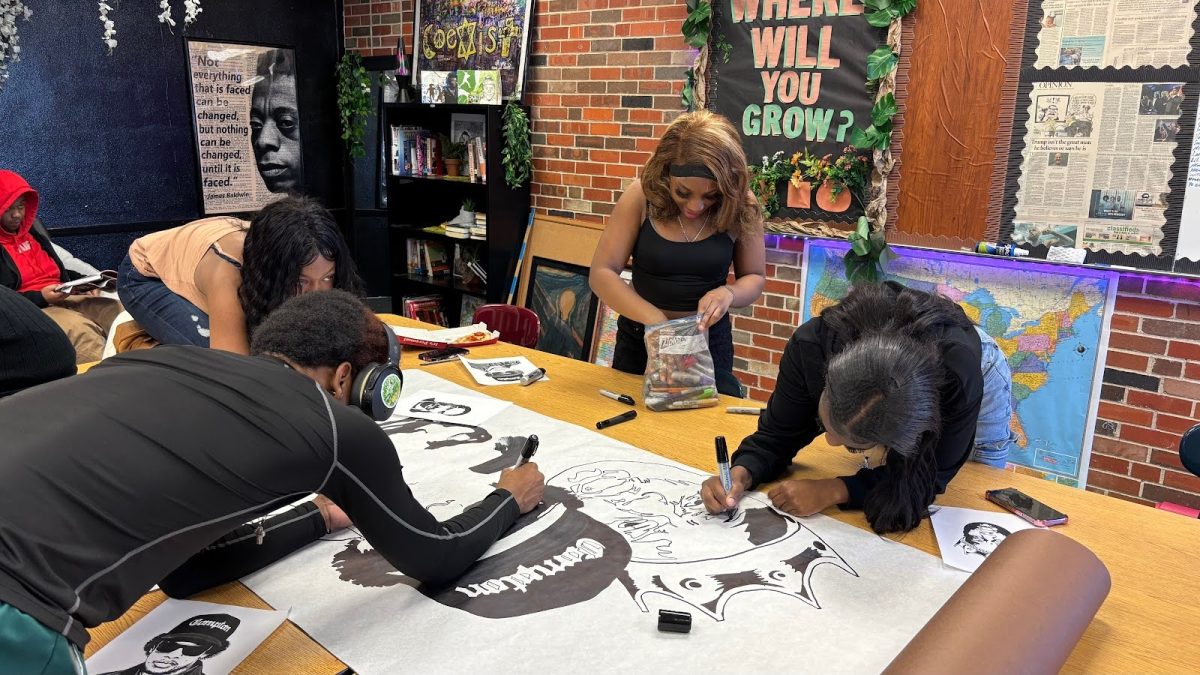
[
  {"left": 85, "top": 599, "right": 286, "bottom": 675},
  {"left": 458, "top": 355, "right": 547, "bottom": 386},
  {"left": 391, "top": 388, "right": 510, "bottom": 427},
  {"left": 244, "top": 371, "right": 966, "bottom": 674},
  {"left": 930, "top": 506, "right": 1035, "bottom": 573}
]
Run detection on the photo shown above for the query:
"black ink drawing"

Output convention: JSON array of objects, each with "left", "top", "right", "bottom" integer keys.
[
  {"left": 953, "top": 522, "right": 1011, "bottom": 559},
  {"left": 410, "top": 397, "right": 472, "bottom": 417},
  {"left": 327, "top": 452, "right": 858, "bottom": 622},
  {"left": 96, "top": 613, "right": 240, "bottom": 675}
]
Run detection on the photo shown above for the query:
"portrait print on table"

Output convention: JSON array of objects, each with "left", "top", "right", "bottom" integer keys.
[
  {"left": 244, "top": 370, "right": 967, "bottom": 674},
  {"left": 930, "top": 506, "right": 1034, "bottom": 573},
  {"left": 392, "top": 388, "right": 510, "bottom": 427},
  {"left": 413, "top": 0, "right": 534, "bottom": 101},
  {"left": 525, "top": 257, "right": 598, "bottom": 361},
  {"left": 186, "top": 41, "right": 304, "bottom": 215},
  {"left": 85, "top": 599, "right": 286, "bottom": 675},
  {"left": 458, "top": 355, "right": 545, "bottom": 386}
]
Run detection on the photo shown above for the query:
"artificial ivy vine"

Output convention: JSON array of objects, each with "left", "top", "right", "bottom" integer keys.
[
  {"left": 335, "top": 52, "right": 372, "bottom": 159},
  {"left": 681, "top": 0, "right": 729, "bottom": 111},
  {"left": 501, "top": 102, "right": 532, "bottom": 189},
  {"left": 850, "top": 0, "right": 917, "bottom": 151}
]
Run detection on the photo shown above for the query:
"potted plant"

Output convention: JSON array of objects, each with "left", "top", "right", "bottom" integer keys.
[
  {"left": 788, "top": 147, "right": 871, "bottom": 213},
  {"left": 748, "top": 151, "right": 793, "bottom": 218},
  {"left": 442, "top": 136, "right": 468, "bottom": 177}
]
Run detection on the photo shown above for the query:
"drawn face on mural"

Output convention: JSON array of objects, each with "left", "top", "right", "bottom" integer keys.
[{"left": 251, "top": 50, "right": 302, "bottom": 193}]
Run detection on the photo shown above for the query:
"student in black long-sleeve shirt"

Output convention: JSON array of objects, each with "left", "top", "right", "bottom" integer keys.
[
  {"left": 700, "top": 282, "right": 1016, "bottom": 534},
  {"left": 0, "top": 290, "right": 544, "bottom": 670}
]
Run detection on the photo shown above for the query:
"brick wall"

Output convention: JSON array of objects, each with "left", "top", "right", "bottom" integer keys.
[
  {"left": 344, "top": 0, "right": 412, "bottom": 57},
  {"left": 344, "top": 2, "right": 1200, "bottom": 510}
]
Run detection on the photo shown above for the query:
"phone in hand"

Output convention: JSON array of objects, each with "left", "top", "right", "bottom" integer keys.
[
  {"left": 986, "top": 487, "right": 1068, "bottom": 527},
  {"left": 54, "top": 270, "right": 117, "bottom": 295},
  {"left": 417, "top": 346, "right": 468, "bottom": 365}
]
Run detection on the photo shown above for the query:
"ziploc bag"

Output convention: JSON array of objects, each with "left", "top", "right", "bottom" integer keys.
[{"left": 642, "top": 315, "right": 719, "bottom": 411}]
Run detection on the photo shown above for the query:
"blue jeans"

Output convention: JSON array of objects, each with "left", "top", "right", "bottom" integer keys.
[
  {"left": 117, "top": 255, "right": 211, "bottom": 347},
  {"left": 972, "top": 325, "right": 1018, "bottom": 468}
]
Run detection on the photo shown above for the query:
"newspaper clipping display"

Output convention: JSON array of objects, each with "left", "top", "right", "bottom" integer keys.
[
  {"left": 1178, "top": 103, "right": 1200, "bottom": 262},
  {"left": 1034, "top": 0, "right": 1196, "bottom": 69},
  {"left": 1012, "top": 81, "right": 1183, "bottom": 255},
  {"left": 187, "top": 41, "right": 303, "bottom": 214}
]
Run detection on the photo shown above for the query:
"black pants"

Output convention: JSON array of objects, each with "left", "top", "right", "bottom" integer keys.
[{"left": 612, "top": 314, "right": 743, "bottom": 398}]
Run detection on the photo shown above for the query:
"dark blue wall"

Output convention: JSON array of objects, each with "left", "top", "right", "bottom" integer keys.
[{"left": 0, "top": 0, "right": 344, "bottom": 268}]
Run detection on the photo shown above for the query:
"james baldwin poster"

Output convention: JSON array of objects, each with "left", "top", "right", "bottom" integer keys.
[
  {"left": 186, "top": 40, "right": 305, "bottom": 215},
  {"left": 707, "top": 0, "right": 880, "bottom": 222}
]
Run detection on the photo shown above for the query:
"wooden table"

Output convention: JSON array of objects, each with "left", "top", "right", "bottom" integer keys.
[{"left": 87, "top": 317, "right": 1200, "bottom": 673}]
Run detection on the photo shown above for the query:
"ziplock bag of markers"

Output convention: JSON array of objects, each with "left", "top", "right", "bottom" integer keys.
[{"left": 642, "top": 316, "right": 718, "bottom": 411}]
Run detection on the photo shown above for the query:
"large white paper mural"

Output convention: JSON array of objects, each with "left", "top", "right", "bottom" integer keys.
[{"left": 244, "top": 370, "right": 966, "bottom": 673}]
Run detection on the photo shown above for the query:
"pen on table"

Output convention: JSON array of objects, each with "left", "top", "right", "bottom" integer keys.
[
  {"left": 596, "top": 410, "right": 637, "bottom": 429},
  {"left": 520, "top": 367, "right": 546, "bottom": 386},
  {"left": 513, "top": 434, "right": 539, "bottom": 468},
  {"left": 725, "top": 406, "right": 762, "bottom": 415},
  {"left": 715, "top": 435, "right": 735, "bottom": 521},
  {"left": 599, "top": 389, "right": 635, "bottom": 405}
]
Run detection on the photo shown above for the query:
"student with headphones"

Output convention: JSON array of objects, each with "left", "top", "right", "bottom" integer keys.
[{"left": 0, "top": 290, "right": 545, "bottom": 671}]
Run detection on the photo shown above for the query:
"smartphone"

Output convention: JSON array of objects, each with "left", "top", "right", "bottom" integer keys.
[
  {"left": 986, "top": 487, "right": 1068, "bottom": 527},
  {"left": 417, "top": 346, "right": 468, "bottom": 365},
  {"left": 54, "top": 270, "right": 118, "bottom": 295}
]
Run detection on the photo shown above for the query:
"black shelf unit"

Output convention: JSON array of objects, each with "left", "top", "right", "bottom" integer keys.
[{"left": 385, "top": 102, "right": 531, "bottom": 326}]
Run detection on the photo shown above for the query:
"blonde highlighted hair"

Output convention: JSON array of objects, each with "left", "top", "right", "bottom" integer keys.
[{"left": 641, "top": 110, "right": 762, "bottom": 239}]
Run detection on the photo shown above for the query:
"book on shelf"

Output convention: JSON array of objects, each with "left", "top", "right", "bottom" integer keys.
[
  {"left": 466, "top": 142, "right": 478, "bottom": 183},
  {"left": 405, "top": 239, "right": 425, "bottom": 275},
  {"left": 474, "top": 137, "right": 486, "bottom": 183},
  {"left": 401, "top": 294, "right": 447, "bottom": 327},
  {"left": 423, "top": 240, "right": 451, "bottom": 277}
]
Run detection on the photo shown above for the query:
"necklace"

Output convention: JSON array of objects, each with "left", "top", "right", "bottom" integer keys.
[{"left": 676, "top": 213, "right": 709, "bottom": 243}]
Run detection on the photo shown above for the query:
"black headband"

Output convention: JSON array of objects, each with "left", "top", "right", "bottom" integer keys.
[{"left": 669, "top": 163, "right": 716, "bottom": 180}]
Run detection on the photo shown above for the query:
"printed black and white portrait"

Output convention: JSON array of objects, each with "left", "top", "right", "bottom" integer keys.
[
  {"left": 931, "top": 506, "right": 1032, "bottom": 573},
  {"left": 450, "top": 113, "right": 486, "bottom": 145},
  {"left": 460, "top": 355, "right": 542, "bottom": 387},
  {"left": 250, "top": 48, "right": 303, "bottom": 194},
  {"left": 85, "top": 600, "right": 286, "bottom": 675},
  {"left": 393, "top": 388, "right": 511, "bottom": 427},
  {"left": 186, "top": 41, "right": 303, "bottom": 215}
]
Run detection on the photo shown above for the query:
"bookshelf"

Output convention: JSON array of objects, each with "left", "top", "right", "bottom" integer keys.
[{"left": 385, "top": 102, "right": 531, "bottom": 326}]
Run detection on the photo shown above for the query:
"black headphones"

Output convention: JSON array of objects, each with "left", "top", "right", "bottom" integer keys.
[{"left": 350, "top": 323, "right": 403, "bottom": 421}]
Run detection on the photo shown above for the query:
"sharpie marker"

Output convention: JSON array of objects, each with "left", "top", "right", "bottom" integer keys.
[
  {"left": 520, "top": 368, "right": 546, "bottom": 386},
  {"left": 596, "top": 410, "right": 637, "bottom": 429},
  {"left": 599, "top": 389, "right": 635, "bottom": 405},
  {"left": 513, "top": 434, "right": 539, "bottom": 468},
  {"left": 715, "top": 435, "right": 735, "bottom": 520},
  {"left": 726, "top": 407, "right": 763, "bottom": 415}
]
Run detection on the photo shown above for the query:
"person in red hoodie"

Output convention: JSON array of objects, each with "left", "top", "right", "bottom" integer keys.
[{"left": 0, "top": 170, "right": 122, "bottom": 363}]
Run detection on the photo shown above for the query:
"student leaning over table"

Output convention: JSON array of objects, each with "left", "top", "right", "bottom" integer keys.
[
  {"left": 0, "top": 290, "right": 545, "bottom": 674},
  {"left": 589, "top": 110, "right": 766, "bottom": 397},
  {"left": 700, "top": 282, "right": 1018, "bottom": 534},
  {"left": 117, "top": 195, "right": 361, "bottom": 354}
]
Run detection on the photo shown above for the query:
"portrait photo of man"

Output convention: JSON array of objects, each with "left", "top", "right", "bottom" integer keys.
[
  {"left": 250, "top": 49, "right": 303, "bottom": 194},
  {"left": 97, "top": 613, "right": 240, "bottom": 675}
]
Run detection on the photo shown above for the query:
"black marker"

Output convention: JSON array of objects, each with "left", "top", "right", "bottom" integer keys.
[
  {"left": 716, "top": 435, "right": 736, "bottom": 522},
  {"left": 599, "top": 389, "right": 635, "bottom": 405},
  {"left": 513, "top": 434, "right": 539, "bottom": 468},
  {"left": 520, "top": 367, "right": 546, "bottom": 386},
  {"left": 596, "top": 410, "right": 637, "bottom": 429}
]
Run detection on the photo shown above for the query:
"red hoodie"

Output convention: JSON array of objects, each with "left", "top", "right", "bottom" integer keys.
[{"left": 0, "top": 170, "right": 62, "bottom": 294}]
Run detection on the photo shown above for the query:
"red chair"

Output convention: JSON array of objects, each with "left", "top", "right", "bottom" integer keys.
[{"left": 473, "top": 304, "right": 541, "bottom": 349}]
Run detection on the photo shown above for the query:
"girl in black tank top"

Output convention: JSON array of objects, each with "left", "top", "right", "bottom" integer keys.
[{"left": 588, "top": 111, "right": 766, "bottom": 398}]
